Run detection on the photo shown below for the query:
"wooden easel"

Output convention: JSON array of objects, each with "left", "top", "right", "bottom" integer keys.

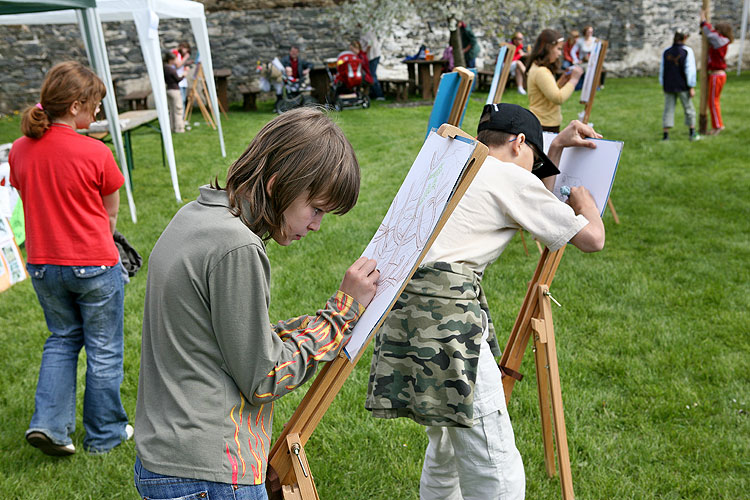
[
  {"left": 498, "top": 246, "right": 575, "bottom": 499},
  {"left": 184, "top": 63, "right": 226, "bottom": 129},
  {"left": 579, "top": 40, "right": 620, "bottom": 225},
  {"left": 490, "top": 42, "right": 516, "bottom": 104},
  {"left": 266, "top": 124, "right": 488, "bottom": 500},
  {"left": 447, "top": 67, "right": 475, "bottom": 126}
]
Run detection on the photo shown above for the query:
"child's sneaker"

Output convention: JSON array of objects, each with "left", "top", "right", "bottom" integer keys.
[
  {"left": 125, "top": 424, "right": 134, "bottom": 441},
  {"left": 517, "top": 87, "right": 527, "bottom": 95},
  {"left": 26, "top": 431, "right": 76, "bottom": 456}
]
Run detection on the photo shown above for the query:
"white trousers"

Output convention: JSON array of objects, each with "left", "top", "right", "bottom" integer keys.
[
  {"left": 420, "top": 312, "right": 525, "bottom": 500},
  {"left": 166, "top": 89, "right": 185, "bottom": 133}
]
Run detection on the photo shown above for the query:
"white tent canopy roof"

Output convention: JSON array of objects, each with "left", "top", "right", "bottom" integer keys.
[{"left": 0, "top": 0, "right": 206, "bottom": 23}]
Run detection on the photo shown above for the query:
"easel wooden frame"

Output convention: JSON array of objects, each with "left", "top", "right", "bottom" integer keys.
[
  {"left": 266, "top": 124, "right": 489, "bottom": 500},
  {"left": 447, "top": 67, "right": 475, "bottom": 126},
  {"left": 579, "top": 40, "right": 620, "bottom": 225},
  {"left": 490, "top": 42, "right": 516, "bottom": 104},
  {"left": 184, "top": 63, "right": 227, "bottom": 129},
  {"left": 498, "top": 246, "right": 575, "bottom": 499}
]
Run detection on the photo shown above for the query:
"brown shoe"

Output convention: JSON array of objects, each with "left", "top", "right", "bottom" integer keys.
[{"left": 26, "top": 431, "right": 75, "bottom": 456}]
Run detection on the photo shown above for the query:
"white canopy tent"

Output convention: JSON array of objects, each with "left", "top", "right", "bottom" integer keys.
[{"left": 0, "top": 0, "right": 227, "bottom": 222}]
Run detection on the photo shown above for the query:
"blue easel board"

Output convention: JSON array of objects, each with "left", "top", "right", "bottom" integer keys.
[
  {"left": 486, "top": 45, "right": 509, "bottom": 105},
  {"left": 425, "top": 72, "right": 460, "bottom": 140}
]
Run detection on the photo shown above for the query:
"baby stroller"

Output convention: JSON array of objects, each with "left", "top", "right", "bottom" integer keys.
[
  {"left": 270, "top": 57, "right": 317, "bottom": 114},
  {"left": 327, "top": 51, "right": 370, "bottom": 111}
]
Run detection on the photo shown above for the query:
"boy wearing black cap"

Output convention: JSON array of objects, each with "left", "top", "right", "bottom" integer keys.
[{"left": 367, "top": 103, "right": 605, "bottom": 500}]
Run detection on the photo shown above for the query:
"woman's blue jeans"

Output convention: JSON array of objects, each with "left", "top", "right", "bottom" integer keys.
[
  {"left": 134, "top": 456, "right": 269, "bottom": 500},
  {"left": 25, "top": 263, "right": 128, "bottom": 453}
]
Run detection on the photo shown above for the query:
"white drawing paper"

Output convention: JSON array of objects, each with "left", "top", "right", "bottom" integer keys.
[
  {"left": 343, "top": 132, "right": 477, "bottom": 360},
  {"left": 580, "top": 41, "right": 602, "bottom": 104},
  {"left": 542, "top": 133, "right": 623, "bottom": 216}
]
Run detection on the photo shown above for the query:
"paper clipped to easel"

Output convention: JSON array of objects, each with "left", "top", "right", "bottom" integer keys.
[
  {"left": 543, "top": 132, "right": 624, "bottom": 216},
  {"left": 343, "top": 131, "right": 478, "bottom": 360}
]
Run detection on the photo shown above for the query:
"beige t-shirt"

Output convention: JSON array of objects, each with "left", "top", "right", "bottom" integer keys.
[{"left": 425, "top": 155, "right": 588, "bottom": 274}]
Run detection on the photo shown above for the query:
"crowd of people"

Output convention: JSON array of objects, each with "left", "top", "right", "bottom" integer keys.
[{"left": 6, "top": 6, "right": 736, "bottom": 500}]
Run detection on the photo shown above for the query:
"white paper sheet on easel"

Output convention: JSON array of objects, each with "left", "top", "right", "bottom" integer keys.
[
  {"left": 542, "top": 133, "right": 623, "bottom": 216},
  {"left": 580, "top": 41, "right": 602, "bottom": 104},
  {"left": 343, "top": 131, "right": 477, "bottom": 361}
]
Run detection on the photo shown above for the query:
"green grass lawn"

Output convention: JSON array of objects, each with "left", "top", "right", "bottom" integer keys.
[{"left": 1, "top": 74, "right": 749, "bottom": 499}]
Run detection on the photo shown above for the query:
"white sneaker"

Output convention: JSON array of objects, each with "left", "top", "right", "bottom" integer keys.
[
  {"left": 125, "top": 424, "right": 134, "bottom": 441},
  {"left": 517, "top": 87, "right": 527, "bottom": 95}
]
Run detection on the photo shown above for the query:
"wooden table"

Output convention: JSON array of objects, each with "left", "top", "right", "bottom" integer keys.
[
  {"left": 79, "top": 110, "right": 162, "bottom": 186},
  {"left": 213, "top": 68, "right": 232, "bottom": 112},
  {"left": 403, "top": 59, "right": 447, "bottom": 100}
]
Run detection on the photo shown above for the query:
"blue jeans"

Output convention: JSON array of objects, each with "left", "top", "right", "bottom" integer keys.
[
  {"left": 25, "top": 263, "right": 128, "bottom": 453},
  {"left": 134, "top": 456, "right": 269, "bottom": 500},
  {"left": 368, "top": 56, "right": 384, "bottom": 98}
]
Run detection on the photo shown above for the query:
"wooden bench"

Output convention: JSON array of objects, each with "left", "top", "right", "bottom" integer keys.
[
  {"left": 122, "top": 89, "right": 151, "bottom": 111},
  {"left": 237, "top": 85, "right": 260, "bottom": 111},
  {"left": 477, "top": 69, "right": 494, "bottom": 91},
  {"left": 378, "top": 77, "right": 409, "bottom": 101}
]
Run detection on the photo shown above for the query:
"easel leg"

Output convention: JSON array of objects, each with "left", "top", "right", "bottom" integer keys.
[
  {"left": 532, "top": 317, "right": 556, "bottom": 478},
  {"left": 535, "top": 285, "right": 575, "bottom": 500},
  {"left": 607, "top": 198, "right": 620, "bottom": 224},
  {"left": 518, "top": 229, "right": 529, "bottom": 256},
  {"left": 282, "top": 433, "right": 319, "bottom": 500}
]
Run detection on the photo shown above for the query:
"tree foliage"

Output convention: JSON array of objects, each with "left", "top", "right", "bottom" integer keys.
[{"left": 335, "top": 0, "right": 580, "bottom": 39}]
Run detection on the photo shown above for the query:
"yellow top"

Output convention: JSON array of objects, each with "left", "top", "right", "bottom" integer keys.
[{"left": 527, "top": 64, "right": 576, "bottom": 127}]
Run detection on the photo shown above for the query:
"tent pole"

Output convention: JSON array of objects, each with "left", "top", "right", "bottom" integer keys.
[{"left": 77, "top": 8, "right": 137, "bottom": 223}]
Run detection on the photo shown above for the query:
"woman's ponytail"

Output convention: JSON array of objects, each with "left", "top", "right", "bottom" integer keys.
[{"left": 21, "top": 104, "right": 50, "bottom": 139}]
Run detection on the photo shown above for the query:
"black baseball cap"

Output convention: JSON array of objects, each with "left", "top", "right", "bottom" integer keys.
[{"left": 477, "top": 103, "right": 560, "bottom": 179}]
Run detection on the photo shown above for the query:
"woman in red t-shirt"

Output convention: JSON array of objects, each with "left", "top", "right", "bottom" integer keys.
[{"left": 9, "top": 61, "right": 130, "bottom": 456}]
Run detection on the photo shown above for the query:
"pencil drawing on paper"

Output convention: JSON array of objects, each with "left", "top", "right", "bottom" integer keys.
[{"left": 365, "top": 144, "right": 462, "bottom": 300}]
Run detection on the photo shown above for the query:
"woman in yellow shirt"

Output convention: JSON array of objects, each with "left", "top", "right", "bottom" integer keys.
[{"left": 527, "top": 29, "right": 584, "bottom": 132}]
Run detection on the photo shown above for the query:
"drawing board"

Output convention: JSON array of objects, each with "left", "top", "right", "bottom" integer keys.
[
  {"left": 486, "top": 44, "right": 510, "bottom": 105},
  {"left": 542, "top": 132, "right": 623, "bottom": 216},
  {"left": 343, "top": 131, "right": 479, "bottom": 360},
  {"left": 425, "top": 72, "right": 461, "bottom": 139}
]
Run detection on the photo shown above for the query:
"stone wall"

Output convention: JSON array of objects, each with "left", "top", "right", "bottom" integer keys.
[{"left": 0, "top": 0, "right": 747, "bottom": 114}]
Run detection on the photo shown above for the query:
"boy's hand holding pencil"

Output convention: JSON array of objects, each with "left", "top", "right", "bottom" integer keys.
[{"left": 339, "top": 257, "right": 379, "bottom": 307}]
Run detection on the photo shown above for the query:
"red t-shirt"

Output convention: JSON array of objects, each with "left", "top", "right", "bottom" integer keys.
[
  {"left": 512, "top": 43, "right": 524, "bottom": 61},
  {"left": 290, "top": 58, "right": 299, "bottom": 78},
  {"left": 9, "top": 123, "right": 124, "bottom": 266}
]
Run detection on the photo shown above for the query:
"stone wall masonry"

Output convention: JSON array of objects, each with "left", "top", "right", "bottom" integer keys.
[{"left": 0, "top": 0, "right": 747, "bottom": 114}]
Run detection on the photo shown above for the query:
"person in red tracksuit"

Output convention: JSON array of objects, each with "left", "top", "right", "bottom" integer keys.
[{"left": 700, "top": 9, "right": 734, "bottom": 135}]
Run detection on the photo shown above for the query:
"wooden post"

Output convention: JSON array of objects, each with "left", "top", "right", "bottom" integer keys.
[{"left": 699, "top": 0, "right": 712, "bottom": 134}]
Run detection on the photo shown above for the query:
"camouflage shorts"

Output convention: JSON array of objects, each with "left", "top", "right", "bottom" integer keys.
[{"left": 365, "top": 262, "right": 499, "bottom": 427}]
